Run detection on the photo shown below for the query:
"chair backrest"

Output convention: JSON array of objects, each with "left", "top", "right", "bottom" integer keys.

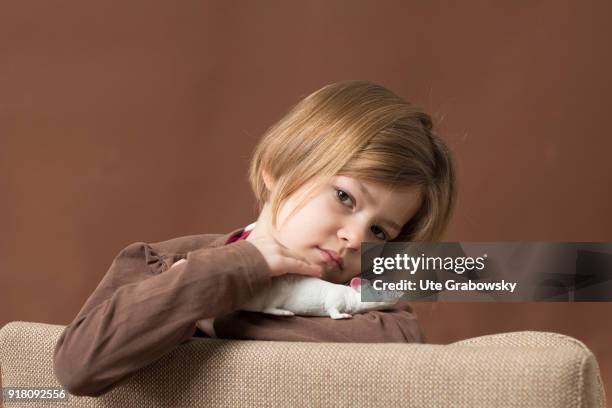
[{"left": 1, "top": 321, "right": 606, "bottom": 407}]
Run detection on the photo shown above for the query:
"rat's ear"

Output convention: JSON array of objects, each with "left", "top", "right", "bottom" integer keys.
[
  {"left": 350, "top": 277, "right": 362, "bottom": 292},
  {"left": 350, "top": 277, "right": 371, "bottom": 292}
]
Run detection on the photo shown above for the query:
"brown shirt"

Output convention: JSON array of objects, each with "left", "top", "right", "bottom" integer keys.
[{"left": 52, "top": 226, "right": 425, "bottom": 397}]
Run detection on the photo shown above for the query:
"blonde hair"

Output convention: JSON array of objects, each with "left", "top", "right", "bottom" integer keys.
[{"left": 248, "top": 80, "right": 457, "bottom": 242}]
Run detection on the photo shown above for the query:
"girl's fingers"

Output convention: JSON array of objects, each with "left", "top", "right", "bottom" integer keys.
[
  {"left": 279, "top": 248, "right": 307, "bottom": 264},
  {"left": 286, "top": 257, "right": 323, "bottom": 278}
]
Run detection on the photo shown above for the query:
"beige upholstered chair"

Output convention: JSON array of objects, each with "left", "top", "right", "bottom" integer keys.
[{"left": 1, "top": 321, "right": 606, "bottom": 407}]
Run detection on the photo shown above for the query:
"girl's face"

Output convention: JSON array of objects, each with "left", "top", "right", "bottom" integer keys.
[{"left": 256, "top": 174, "right": 423, "bottom": 284}]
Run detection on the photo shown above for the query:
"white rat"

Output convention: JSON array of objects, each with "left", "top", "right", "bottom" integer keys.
[
  {"left": 170, "top": 255, "right": 403, "bottom": 320},
  {"left": 239, "top": 274, "right": 404, "bottom": 319}
]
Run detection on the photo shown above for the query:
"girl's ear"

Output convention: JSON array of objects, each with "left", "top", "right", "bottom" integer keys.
[{"left": 262, "top": 169, "right": 276, "bottom": 191}]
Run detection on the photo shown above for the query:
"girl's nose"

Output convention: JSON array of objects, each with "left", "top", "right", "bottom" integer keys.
[{"left": 338, "top": 226, "right": 365, "bottom": 250}]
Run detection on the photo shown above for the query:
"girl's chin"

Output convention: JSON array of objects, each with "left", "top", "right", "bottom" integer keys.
[{"left": 320, "top": 271, "right": 349, "bottom": 285}]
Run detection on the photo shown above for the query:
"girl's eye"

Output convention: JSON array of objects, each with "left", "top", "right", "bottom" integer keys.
[
  {"left": 334, "top": 188, "right": 388, "bottom": 241},
  {"left": 336, "top": 188, "right": 353, "bottom": 206},
  {"left": 371, "top": 226, "right": 388, "bottom": 241}
]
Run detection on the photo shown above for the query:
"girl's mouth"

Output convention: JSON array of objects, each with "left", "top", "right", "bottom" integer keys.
[{"left": 317, "top": 247, "right": 343, "bottom": 270}]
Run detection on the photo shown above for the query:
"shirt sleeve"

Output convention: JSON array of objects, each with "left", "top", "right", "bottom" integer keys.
[
  {"left": 213, "top": 300, "right": 426, "bottom": 343},
  {"left": 52, "top": 239, "right": 272, "bottom": 397}
]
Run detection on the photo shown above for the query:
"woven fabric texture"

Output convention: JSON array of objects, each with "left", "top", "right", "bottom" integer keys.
[{"left": 0, "top": 321, "right": 606, "bottom": 407}]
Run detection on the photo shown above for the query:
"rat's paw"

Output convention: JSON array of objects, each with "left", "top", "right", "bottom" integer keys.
[
  {"left": 330, "top": 312, "right": 353, "bottom": 320},
  {"left": 262, "top": 307, "right": 295, "bottom": 316}
]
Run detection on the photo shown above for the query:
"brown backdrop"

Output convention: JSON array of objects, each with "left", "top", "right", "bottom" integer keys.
[{"left": 1, "top": 0, "right": 611, "bottom": 400}]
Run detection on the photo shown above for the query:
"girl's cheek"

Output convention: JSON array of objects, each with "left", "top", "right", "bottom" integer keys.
[{"left": 328, "top": 199, "right": 345, "bottom": 217}]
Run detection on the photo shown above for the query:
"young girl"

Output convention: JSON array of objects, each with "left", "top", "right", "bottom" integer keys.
[{"left": 53, "top": 80, "right": 457, "bottom": 397}]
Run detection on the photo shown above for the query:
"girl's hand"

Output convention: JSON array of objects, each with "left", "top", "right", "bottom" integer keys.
[{"left": 246, "top": 234, "right": 324, "bottom": 279}]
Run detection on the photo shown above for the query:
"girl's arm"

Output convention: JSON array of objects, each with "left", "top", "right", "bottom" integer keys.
[
  {"left": 214, "top": 301, "right": 426, "bottom": 343},
  {"left": 52, "top": 239, "right": 272, "bottom": 397}
]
